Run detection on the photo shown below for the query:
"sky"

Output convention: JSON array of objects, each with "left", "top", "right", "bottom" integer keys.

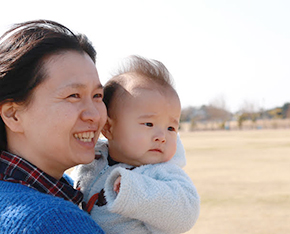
[{"left": 1, "top": 0, "right": 289, "bottom": 112}]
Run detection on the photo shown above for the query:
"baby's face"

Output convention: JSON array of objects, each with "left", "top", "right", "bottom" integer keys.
[{"left": 108, "top": 86, "right": 181, "bottom": 166}]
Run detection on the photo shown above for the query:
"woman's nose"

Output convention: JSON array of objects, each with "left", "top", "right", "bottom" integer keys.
[{"left": 81, "top": 100, "right": 101, "bottom": 122}]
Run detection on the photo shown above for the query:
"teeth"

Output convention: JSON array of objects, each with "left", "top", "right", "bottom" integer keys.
[{"left": 74, "top": 132, "right": 95, "bottom": 142}]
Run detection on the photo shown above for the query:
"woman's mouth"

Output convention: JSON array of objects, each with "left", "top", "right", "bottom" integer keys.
[{"left": 74, "top": 131, "right": 95, "bottom": 142}]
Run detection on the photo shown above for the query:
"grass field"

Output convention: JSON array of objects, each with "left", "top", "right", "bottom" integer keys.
[{"left": 180, "top": 129, "right": 290, "bottom": 234}]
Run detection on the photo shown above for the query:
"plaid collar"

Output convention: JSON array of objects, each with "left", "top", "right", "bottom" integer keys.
[{"left": 0, "top": 151, "right": 83, "bottom": 205}]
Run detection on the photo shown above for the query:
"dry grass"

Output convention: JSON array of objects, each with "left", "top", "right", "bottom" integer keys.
[{"left": 181, "top": 129, "right": 290, "bottom": 234}]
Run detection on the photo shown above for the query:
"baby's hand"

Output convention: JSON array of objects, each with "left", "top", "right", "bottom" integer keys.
[{"left": 114, "top": 176, "right": 121, "bottom": 194}]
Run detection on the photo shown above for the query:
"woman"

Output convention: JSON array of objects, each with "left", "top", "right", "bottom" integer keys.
[{"left": 0, "top": 20, "right": 106, "bottom": 233}]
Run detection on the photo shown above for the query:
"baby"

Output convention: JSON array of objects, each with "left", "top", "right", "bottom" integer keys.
[{"left": 72, "top": 55, "right": 200, "bottom": 234}]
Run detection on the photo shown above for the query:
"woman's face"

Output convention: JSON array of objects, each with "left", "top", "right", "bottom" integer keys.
[{"left": 16, "top": 51, "right": 107, "bottom": 178}]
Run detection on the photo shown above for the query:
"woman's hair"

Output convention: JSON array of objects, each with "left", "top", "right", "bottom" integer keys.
[
  {"left": 0, "top": 19, "right": 96, "bottom": 150},
  {"left": 103, "top": 55, "right": 175, "bottom": 117}
]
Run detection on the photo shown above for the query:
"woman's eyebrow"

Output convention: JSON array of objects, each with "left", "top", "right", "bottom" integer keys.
[{"left": 60, "top": 83, "right": 103, "bottom": 90}]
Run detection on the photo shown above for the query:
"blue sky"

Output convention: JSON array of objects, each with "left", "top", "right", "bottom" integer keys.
[{"left": 1, "top": 0, "right": 289, "bottom": 112}]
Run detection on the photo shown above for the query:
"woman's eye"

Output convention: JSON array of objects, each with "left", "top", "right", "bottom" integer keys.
[
  {"left": 144, "top": 123, "right": 153, "bottom": 127},
  {"left": 68, "top": 93, "right": 80, "bottom": 98},
  {"left": 168, "top": 126, "right": 176, "bottom": 132},
  {"left": 93, "top": 93, "right": 103, "bottom": 99}
]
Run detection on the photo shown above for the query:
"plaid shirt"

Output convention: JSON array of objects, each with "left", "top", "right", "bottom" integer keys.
[{"left": 0, "top": 151, "right": 83, "bottom": 205}]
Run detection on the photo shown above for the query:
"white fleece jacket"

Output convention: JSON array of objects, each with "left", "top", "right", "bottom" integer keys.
[{"left": 72, "top": 135, "right": 200, "bottom": 234}]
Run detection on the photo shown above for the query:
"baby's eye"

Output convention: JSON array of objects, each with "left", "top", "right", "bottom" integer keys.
[
  {"left": 168, "top": 126, "right": 176, "bottom": 132},
  {"left": 144, "top": 123, "right": 153, "bottom": 127}
]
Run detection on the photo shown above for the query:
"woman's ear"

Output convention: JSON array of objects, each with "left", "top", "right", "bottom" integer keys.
[
  {"left": 101, "top": 117, "right": 114, "bottom": 140},
  {"left": 0, "top": 102, "right": 23, "bottom": 133}
]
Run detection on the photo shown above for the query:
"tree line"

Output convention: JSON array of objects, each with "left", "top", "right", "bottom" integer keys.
[{"left": 180, "top": 102, "right": 290, "bottom": 130}]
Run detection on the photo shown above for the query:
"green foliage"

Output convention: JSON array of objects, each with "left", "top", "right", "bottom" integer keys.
[
  {"left": 190, "top": 118, "right": 196, "bottom": 131},
  {"left": 237, "top": 114, "right": 247, "bottom": 129},
  {"left": 282, "top": 103, "right": 290, "bottom": 118},
  {"left": 267, "top": 108, "right": 283, "bottom": 119}
]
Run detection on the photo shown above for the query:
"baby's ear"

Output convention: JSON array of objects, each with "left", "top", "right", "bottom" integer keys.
[
  {"left": 0, "top": 102, "right": 24, "bottom": 133},
  {"left": 101, "top": 117, "right": 113, "bottom": 140}
]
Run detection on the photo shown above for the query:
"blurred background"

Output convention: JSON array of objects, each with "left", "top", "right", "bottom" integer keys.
[{"left": 1, "top": 0, "right": 289, "bottom": 117}]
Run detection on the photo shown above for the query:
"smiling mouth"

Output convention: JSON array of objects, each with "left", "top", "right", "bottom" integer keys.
[{"left": 74, "top": 131, "right": 95, "bottom": 142}]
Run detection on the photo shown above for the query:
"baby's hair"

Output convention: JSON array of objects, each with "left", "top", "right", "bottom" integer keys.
[
  {"left": 103, "top": 55, "right": 175, "bottom": 116},
  {"left": 117, "top": 55, "right": 174, "bottom": 87}
]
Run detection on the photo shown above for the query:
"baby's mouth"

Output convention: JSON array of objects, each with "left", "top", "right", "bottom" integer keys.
[
  {"left": 149, "top": 149, "right": 163, "bottom": 153},
  {"left": 74, "top": 131, "right": 95, "bottom": 142}
]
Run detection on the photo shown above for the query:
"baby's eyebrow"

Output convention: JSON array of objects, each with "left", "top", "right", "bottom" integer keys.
[
  {"left": 138, "top": 114, "right": 156, "bottom": 119},
  {"left": 173, "top": 119, "right": 179, "bottom": 125},
  {"left": 138, "top": 114, "right": 179, "bottom": 125}
]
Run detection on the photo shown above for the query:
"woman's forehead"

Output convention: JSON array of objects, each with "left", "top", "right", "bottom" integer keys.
[{"left": 42, "top": 51, "right": 99, "bottom": 87}]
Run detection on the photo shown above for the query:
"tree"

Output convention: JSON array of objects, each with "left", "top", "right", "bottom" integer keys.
[
  {"left": 282, "top": 103, "right": 290, "bottom": 118},
  {"left": 180, "top": 106, "right": 196, "bottom": 122},
  {"left": 207, "top": 95, "right": 232, "bottom": 129},
  {"left": 238, "top": 100, "right": 260, "bottom": 129}
]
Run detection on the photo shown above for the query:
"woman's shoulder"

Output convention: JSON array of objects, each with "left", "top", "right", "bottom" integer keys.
[
  {"left": 0, "top": 181, "right": 104, "bottom": 233},
  {"left": 0, "top": 180, "right": 78, "bottom": 213}
]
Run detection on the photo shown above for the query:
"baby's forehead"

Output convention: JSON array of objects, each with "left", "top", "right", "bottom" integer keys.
[
  {"left": 110, "top": 85, "right": 180, "bottom": 121},
  {"left": 122, "top": 73, "right": 154, "bottom": 90},
  {"left": 110, "top": 72, "right": 179, "bottom": 107},
  {"left": 124, "top": 76, "right": 172, "bottom": 95}
]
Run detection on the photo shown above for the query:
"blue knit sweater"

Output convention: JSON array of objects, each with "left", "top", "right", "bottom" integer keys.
[{"left": 0, "top": 180, "right": 104, "bottom": 234}]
